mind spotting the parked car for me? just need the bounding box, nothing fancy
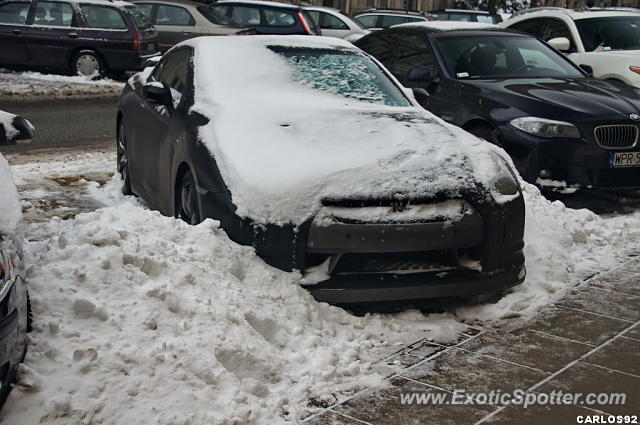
[303,5,368,42]
[117,35,525,303]
[0,110,32,409]
[354,9,435,31]
[210,0,319,35]
[355,22,640,188]
[0,0,159,77]
[131,0,252,53]
[431,9,502,24]
[502,8,640,87]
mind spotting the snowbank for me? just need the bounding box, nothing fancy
[1,195,466,425]
[188,36,509,225]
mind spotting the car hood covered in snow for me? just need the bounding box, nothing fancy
[188,36,507,225]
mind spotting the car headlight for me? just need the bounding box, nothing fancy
[510,117,580,138]
[490,152,519,196]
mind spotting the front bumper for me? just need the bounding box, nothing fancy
[304,265,526,303]
[500,123,640,188]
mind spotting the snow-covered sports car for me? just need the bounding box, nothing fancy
[117,35,526,303]
[0,110,32,408]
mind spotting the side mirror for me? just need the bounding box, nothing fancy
[547,37,571,53]
[412,87,430,106]
[143,81,173,108]
[144,55,161,69]
[408,65,436,83]
[0,113,34,145]
[579,64,594,77]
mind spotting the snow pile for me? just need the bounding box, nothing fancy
[396,21,498,30]
[2,201,467,425]
[188,36,507,225]
[0,70,124,100]
[0,153,22,234]
[457,182,637,321]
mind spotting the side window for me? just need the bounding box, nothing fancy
[508,18,545,39]
[476,15,494,24]
[33,1,74,27]
[391,34,435,80]
[151,49,191,108]
[0,2,30,24]
[135,3,154,20]
[156,5,193,26]
[380,15,407,28]
[80,4,127,29]
[357,32,399,68]
[355,14,378,28]
[320,12,348,30]
[436,12,449,20]
[542,19,575,52]
[230,6,260,26]
[449,13,471,22]
[263,9,294,26]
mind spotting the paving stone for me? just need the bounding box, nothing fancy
[333,377,495,425]
[484,404,600,425]
[526,306,630,346]
[589,269,640,297]
[558,286,640,321]
[464,330,592,374]
[537,361,640,416]
[400,346,547,393]
[305,411,368,425]
[585,337,640,376]
[624,325,640,340]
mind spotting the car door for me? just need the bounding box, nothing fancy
[154,3,195,52]
[25,0,78,68]
[0,0,31,63]
[132,48,191,204]
[310,10,349,38]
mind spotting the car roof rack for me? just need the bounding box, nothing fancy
[510,7,573,17]
[359,7,429,15]
[581,7,640,12]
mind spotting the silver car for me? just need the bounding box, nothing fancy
[303,6,368,42]
[132,0,253,52]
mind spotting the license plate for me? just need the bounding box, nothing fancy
[609,151,640,168]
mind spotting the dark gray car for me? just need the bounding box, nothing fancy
[0,0,159,77]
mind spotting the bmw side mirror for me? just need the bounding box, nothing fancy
[408,66,436,83]
[0,114,34,145]
[412,87,430,106]
[143,81,173,108]
[547,37,571,53]
[579,64,594,77]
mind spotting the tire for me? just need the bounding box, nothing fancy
[71,50,104,79]
[117,120,133,196]
[176,171,202,225]
[468,124,502,148]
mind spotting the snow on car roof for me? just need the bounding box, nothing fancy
[216,0,301,9]
[395,21,498,30]
[185,35,508,225]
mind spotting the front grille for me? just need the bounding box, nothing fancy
[594,125,638,150]
[332,250,458,274]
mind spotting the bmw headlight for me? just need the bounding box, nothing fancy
[510,117,580,138]
[490,152,519,196]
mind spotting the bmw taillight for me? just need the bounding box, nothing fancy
[297,12,312,35]
[133,31,142,50]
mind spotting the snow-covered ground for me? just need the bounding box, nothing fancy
[0,69,123,101]
[0,149,638,424]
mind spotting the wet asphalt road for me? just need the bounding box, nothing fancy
[0,97,118,154]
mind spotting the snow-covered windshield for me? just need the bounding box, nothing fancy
[577,17,640,52]
[269,47,410,106]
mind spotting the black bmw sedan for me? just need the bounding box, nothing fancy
[355,22,640,189]
[117,35,526,304]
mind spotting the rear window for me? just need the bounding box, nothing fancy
[198,6,238,25]
[80,4,127,29]
[125,5,153,30]
[0,2,29,24]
